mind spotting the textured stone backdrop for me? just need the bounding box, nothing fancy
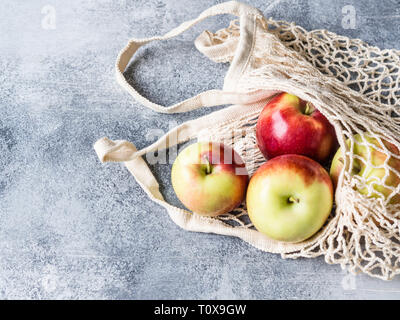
[1,0,400,299]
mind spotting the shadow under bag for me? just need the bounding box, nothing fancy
[94,1,400,280]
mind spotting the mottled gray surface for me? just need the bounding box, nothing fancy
[1,0,400,299]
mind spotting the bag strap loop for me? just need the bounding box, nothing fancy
[115,1,266,113]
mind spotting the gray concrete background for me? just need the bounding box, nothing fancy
[1,0,400,299]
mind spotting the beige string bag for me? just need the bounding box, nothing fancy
[94,1,400,280]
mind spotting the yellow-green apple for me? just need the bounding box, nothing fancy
[330,134,400,204]
[246,154,333,242]
[171,142,248,216]
[256,92,338,163]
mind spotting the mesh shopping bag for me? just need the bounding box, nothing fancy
[94,1,400,280]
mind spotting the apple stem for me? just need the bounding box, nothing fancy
[288,196,299,204]
[204,156,212,175]
[304,102,313,115]
[352,160,361,175]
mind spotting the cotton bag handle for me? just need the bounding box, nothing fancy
[93,100,306,254]
[95,1,303,255]
[115,1,268,113]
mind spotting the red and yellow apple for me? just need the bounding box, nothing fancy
[330,134,400,204]
[171,142,249,216]
[246,154,333,243]
[256,92,338,163]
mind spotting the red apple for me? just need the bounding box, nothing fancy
[246,154,333,243]
[256,92,338,163]
[171,142,248,216]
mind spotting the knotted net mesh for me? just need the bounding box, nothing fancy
[196,18,400,280]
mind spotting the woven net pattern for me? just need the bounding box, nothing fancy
[196,18,400,280]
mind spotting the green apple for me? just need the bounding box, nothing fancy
[330,134,400,204]
[171,142,249,216]
[246,154,333,243]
